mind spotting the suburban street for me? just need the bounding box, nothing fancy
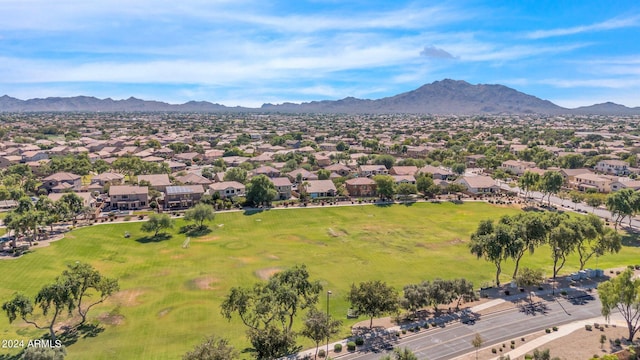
[334,293,605,360]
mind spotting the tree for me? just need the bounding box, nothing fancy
[585,194,604,212]
[316,169,331,180]
[373,155,395,170]
[390,348,418,360]
[59,193,84,222]
[598,268,640,341]
[416,174,439,198]
[401,283,429,319]
[61,262,120,325]
[515,267,545,288]
[183,335,238,360]
[221,265,321,357]
[606,189,636,230]
[469,220,515,286]
[21,345,67,360]
[301,307,342,359]
[245,175,277,207]
[518,171,540,201]
[574,215,621,270]
[184,203,216,229]
[548,218,579,279]
[3,280,75,343]
[451,163,466,175]
[140,213,173,237]
[348,280,399,329]
[539,171,563,205]
[471,333,483,360]
[502,213,548,278]
[373,175,395,200]
[223,167,247,184]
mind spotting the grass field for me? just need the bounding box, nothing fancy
[0,202,639,359]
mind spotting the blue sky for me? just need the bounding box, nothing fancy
[1,0,639,108]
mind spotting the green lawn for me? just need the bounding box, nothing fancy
[0,202,639,359]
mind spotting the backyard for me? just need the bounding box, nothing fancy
[0,202,639,359]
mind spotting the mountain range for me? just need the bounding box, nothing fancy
[1,79,639,115]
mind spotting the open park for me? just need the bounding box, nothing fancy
[1,202,639,359]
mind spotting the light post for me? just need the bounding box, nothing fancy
[326,290,332,358]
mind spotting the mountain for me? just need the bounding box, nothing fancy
[2,80,640,115]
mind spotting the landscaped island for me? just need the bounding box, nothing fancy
[1,202,639,359]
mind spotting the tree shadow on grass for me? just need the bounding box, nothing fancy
[621,231,640,248]
[178,225,212,237]
[135,233,172,243]
[243,208,269,216]
[0,353,22,360]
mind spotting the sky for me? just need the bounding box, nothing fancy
[0,0,639,108]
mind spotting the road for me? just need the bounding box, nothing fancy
[496,181,640,229]
[335,294,604,360]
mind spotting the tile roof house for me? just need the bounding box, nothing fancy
[417,165,455,180]
[455,175,500,194]
[137,174,172,192]
[271,177,293,200]
[164,185,205,209]
[175,173,212,186]
[91,172,125,186]
[389,166,418,176]
[108,185,149,210]
[304,180,337,198]
[345,177,376,197]
[595,159,629,176]
[41,172,82,193]
[359,165,388,177]
[209,181,246,199]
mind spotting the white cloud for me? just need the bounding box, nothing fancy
[526,16,640,39]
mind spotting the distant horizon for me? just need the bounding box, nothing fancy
[1,1,639,108]
[1,79,638,110]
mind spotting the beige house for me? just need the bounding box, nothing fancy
[41,172,82,193]
[455,175,500,194]
[500,160,536,176]
[305,180,337,198]
[359,165,388,177]
[164,185,205,209]
[574,173,611,192]
[209,181,246,199]
[271,177,292,200]
[138,174,172,192]
[595,160,629,176]
[345,177,376,197]
[109,185,149,210]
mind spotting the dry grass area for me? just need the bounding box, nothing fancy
[255,267,282,280]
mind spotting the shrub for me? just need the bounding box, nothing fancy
[511,340,515,345]
[347,341,356,351]
[525,355,533,360]
[552,326,558,331]
[414,326,420,332]
[560,290,567,296]
[334,344,342,353]
[423,323,430,329]
[594,323,600,329]
[491,348,497,354]
[402,329,407,334]
[124,215,132,221]
[355,337,364,346]
[318,349,326,358]
[585,324,593,331]
[614,339,621,346]
[545,328,551,333]
[502,343,506,348]
[510,344,515,349]
[521,337,526,342]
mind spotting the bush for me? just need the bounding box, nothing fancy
[552,326,558,331]
[355,337,364,346]
[545,328,551,333]
[511,340,515,345]
[585,324,593,331]
[423,323,430,329]
[318,349,326,358]
[560,290,567,296]
[510,344,515,349]
[402,329,407,334]
[347,341,356,351]
[124,215,132,221]
[334,344,342,353]
[525,355,533,360]
[491,348,497,354]
[614,339,621,346]
[414,326,421,332]
[521,337,526,342]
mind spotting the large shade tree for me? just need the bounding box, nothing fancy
[348,280,399,329]
[598,268,640,341]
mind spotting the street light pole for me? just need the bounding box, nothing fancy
[326,290,332,358]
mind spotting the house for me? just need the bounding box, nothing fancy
[417,165,454,180]
[209,181,246,199]
[389,166,418,176]
[574,173,612,193]
[175,173,212,186]
[559,168,593,186]
[610,179,640,192]
[304,180,336,198]
[500,160,536,176]
[595,160,629,176]
[41,172,82,193]
[0,155,21,169]
[455,175,500,194]
[253,165,281,178]
[287,168,318,182]
[391,175,416,185]
[21,150,48,163]
[91,172,125,186]
[138,174,172,192]
[315,154,332,167]
[359,165,388,177]
[48,192,96,208]
[108,185,148,210]
[271,177,292,200]
[345,177,376,197]
[164,185,205,209]
[465,154,486,168]
[324,163,351,177]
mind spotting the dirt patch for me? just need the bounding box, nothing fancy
[327,228,346,237]
[112,289,145,307]
[157,307,173,318]
[193,276,219,290]
[267,254,280,260]
[255,267,282,280]
[155,269,171,277]
[98,312,125,326]
[191,236,220,243]
[448,238,464,245]
[171,254,186,259]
